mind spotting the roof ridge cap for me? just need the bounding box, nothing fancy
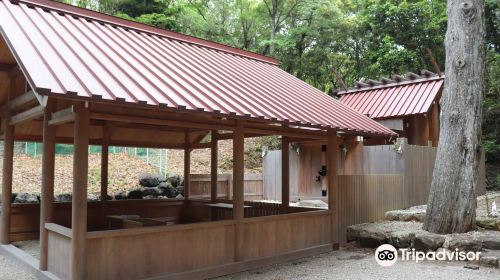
[14,0,279,65]
[337,75,444,95]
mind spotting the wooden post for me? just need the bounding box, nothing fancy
[211,130,218,202]
[1,115,14,245]
[100,125,110,227]
[327,129,340,249]
[39,101,56,270]
[233,120,244,261]
[71,104,89,280]
[281,137,289,213]
[184,131,190,200]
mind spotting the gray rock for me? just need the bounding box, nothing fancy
[167,174,183,188]
[385,205,426,222]
[476,217,499,230]
[13,193,39,204]
[158,182,179,198]
[413,232,446,251]
[177,185,185,196]
[347,223,389,248]
[55,193,72,203]
[114,192,126,200]
[142,187,161,197]
[389,231,416,248]
[127,189,143,199]
[475,231,500,250]
[139,173,160,188]
[480,250,500,268]
[447,233,482,252]
[156,173,167,183]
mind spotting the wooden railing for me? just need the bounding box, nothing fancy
[9,199,184,241]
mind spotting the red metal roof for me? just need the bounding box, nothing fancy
[339,76,444,119]
[0,0,395,136]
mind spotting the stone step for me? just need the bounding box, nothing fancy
[480,250,500,268]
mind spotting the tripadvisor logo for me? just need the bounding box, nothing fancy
[375,244,398,267]
[375,244,481,267]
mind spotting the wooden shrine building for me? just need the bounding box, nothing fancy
[339,71,444,147]
[0,0,394,279]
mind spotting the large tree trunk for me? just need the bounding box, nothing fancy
[423,0,485,234]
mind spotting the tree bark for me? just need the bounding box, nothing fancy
[423,0,485,234]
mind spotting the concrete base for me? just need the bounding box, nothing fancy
[0,244,59,280]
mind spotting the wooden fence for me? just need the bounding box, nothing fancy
[338,175,404,239]
[262,149,300,200]
[189,173,263,200]
[263,139,487,225]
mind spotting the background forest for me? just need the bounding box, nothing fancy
[62,0,499,189]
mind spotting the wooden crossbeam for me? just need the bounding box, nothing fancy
[0,90,38,116]
[90,112,236,131]
[0,63,16,72]
[49,107,75,126]
[9,105,44,125]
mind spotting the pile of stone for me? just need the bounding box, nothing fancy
[0,172,185,204]
[114,172,184,200]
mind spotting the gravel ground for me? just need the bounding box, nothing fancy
[0,254,36,280]
[216,247,500,280]
[12,240,40,260]
[2,242,499,280]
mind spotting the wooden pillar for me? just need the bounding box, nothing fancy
[71,104,89,280]
[184,131,190,200]
[327,129,340,249]
[100,125,110,227]
[1,115,14,245]
[39,101,56,270]
[281,137,289,213]
[233,120,244,261]
[210,130,218,202]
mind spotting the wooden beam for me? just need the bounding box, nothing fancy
[9,105,44,125]
[211,130,218,202]
[39,101,56,270]
[0,91,38,115]
[216,132,264,140]
[8,65,21,78]
[0,63,16,72]
[1,115,14,245]
[327,129,340,248]
[244,125,327,139]
[233,120,245,261]
[71,104,89,280]
[90,113,235,131]
[49,107,75,126]
[184,131,191,200]
[281,137,290,213]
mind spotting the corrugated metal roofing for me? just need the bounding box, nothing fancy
[339,76,443,119]
[0,0,395,136]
